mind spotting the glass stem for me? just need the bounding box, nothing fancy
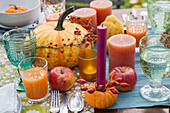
[16,68,25,92]
[149,80,163,89]
[17,68,22,83]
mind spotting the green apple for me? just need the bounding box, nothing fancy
[107,39,109,54]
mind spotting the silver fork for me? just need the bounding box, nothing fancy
[50,90,60,113]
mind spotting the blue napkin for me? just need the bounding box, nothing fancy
[106,51,170,109]
[94,43,170,109]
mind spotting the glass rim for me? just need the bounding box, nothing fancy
[126,14,147,22]
[139,33,170,51]
[18,57,48,72]
[2,28,36,43]
[77,49,97,61]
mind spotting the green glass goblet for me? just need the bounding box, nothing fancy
[2,29,37,92]
[139,33,170,101]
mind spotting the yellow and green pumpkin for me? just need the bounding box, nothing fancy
[34,7,93,69]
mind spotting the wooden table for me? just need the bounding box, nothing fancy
[95,8,170,113]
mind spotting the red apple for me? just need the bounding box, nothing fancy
[109,66,137,91]
[49,66,75,92]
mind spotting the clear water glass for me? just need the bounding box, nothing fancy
[139,33,170,101]
[42,0,65,20]
[147,0,170,32]
[2,29,37,91]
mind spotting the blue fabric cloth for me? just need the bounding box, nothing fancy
[93,43,170,109]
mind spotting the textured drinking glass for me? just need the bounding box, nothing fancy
[139,33,170,101]
[147,0,170,32]
[126,14,148,47]
[78,49,97,82]
[42,0,65,21]
[18,57,48,104]
[2,29,37,91]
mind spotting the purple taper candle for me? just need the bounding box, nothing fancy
[97,25,107,87]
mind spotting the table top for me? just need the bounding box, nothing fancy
[0,8,170,113]
[95,8,170,113]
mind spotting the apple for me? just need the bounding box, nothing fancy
[49,66,75,92]
[109,66,137,91]
[107,39,109,53]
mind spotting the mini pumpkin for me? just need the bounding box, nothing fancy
[85,83,118,109]
[34,7,93,69]
[5,4,27,13]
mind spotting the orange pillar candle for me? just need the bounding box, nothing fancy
[109,34,136,72]
[90,0,112,26]
[73,8,97,33]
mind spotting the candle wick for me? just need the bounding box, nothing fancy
[102,24,103,27]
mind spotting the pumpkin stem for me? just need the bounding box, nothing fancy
[54,6,75,31]
[9,4,18,10]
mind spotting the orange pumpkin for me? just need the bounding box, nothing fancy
[34,7,93,69]
[85,83,118,109]
[5,5,27,13]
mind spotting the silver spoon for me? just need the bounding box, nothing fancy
[68,92,84,113]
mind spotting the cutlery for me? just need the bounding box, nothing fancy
[68,92,84,113]
[60,93,68,113]
[50,90,60,113]
[122,14,127,23]
[130,7,137,19]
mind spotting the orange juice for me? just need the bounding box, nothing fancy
[126,25,147,47]
[45,12,61,22]
[22,67,48,99]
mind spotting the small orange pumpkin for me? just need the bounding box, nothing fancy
[85,83,118,109]
[5,4,27,13]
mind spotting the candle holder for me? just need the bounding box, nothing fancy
[78,49,97,82]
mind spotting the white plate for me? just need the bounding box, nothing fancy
[0,12,46,30]
[0,85,22,113]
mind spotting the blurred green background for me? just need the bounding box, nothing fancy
[66,0,148,9]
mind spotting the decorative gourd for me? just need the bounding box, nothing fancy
[101,15,124,39]
[34,7,94,69]
[85,83,118,109]
[5,4,27,13]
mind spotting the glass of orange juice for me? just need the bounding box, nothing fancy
[126,15,148,47]
[42,0,65,22]
[78,49,97,82]
[18,57,48,104]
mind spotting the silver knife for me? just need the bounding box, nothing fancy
[60,93,68,113]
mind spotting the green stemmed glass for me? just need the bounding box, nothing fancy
[139,33,170,101]
[2,29,37,91]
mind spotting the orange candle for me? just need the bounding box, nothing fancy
[109,34,136,72]
[90,0,112,26]
[73,8,97,33]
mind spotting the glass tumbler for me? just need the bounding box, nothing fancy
[126,14,148,47]
[18,57,48,104]
[42,0,65,22]
[78,49,97,82]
